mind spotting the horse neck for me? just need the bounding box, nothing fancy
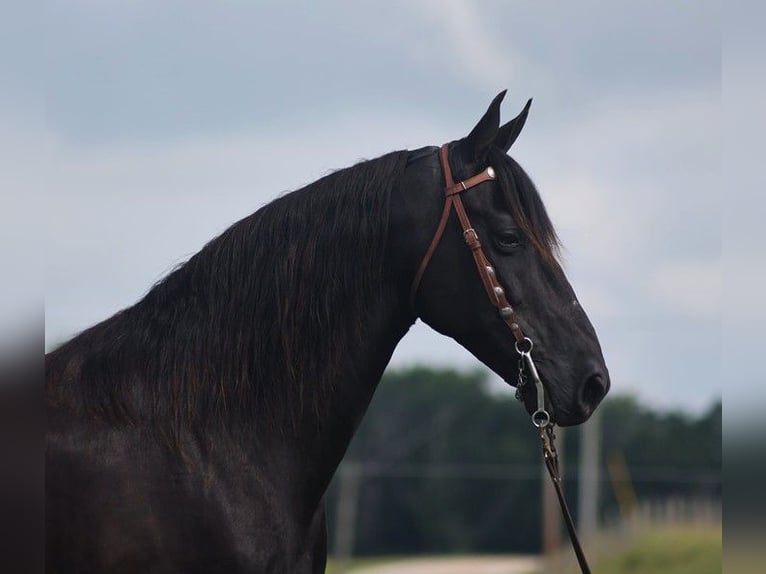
[278,284,412,510]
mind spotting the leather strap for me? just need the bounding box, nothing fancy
[542,426,592,573]
[409,197,454,307]
[410,145,524,344]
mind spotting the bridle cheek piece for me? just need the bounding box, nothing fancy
[409,144,548,423]
[410,145,524,344]
[408,143,592,574]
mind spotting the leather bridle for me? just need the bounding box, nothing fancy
[409,143,592,574]
[410,144,550,425]
[410,145,525,345]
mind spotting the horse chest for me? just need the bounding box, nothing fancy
[47,423,327,572]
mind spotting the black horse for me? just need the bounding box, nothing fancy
[46,92,609,573]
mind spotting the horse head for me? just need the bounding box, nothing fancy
[391,91,610,426]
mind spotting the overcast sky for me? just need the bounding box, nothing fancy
[2,1,736,414]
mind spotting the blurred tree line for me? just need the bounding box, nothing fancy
[325,367,721,556]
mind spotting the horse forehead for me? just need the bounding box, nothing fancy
[464,177,505,216]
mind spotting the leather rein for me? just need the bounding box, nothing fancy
[410,144,592,574]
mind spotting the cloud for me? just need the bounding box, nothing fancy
[0,112,46,345]
[416,0,526,90]
[44,110,450,348]
[544,175,641,264]
[648,259,721,320]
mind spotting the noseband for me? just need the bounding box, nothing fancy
[409,143,592,573]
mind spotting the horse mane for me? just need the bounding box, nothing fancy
[488,147,561,267]
[46,150,410,435]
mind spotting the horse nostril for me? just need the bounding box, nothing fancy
[581,372,607,408]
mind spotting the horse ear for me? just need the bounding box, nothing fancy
[494,98,532,152]
[462,90,506,160]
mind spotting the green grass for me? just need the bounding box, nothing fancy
[590,526,721,574]
[326,527,722,574]
[325,557,395,574]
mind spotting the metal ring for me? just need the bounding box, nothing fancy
[515,337,533,355]
[532,409,550,428]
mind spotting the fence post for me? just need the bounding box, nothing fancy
[578,409,601,540]
[333,462,362,568]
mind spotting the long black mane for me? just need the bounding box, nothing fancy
[47,150,410,435]
[46,146,559,437]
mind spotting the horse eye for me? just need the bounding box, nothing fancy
[495,231,523,251]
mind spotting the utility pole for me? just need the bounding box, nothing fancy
[333,462,362,569]
[578,409,601,540]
